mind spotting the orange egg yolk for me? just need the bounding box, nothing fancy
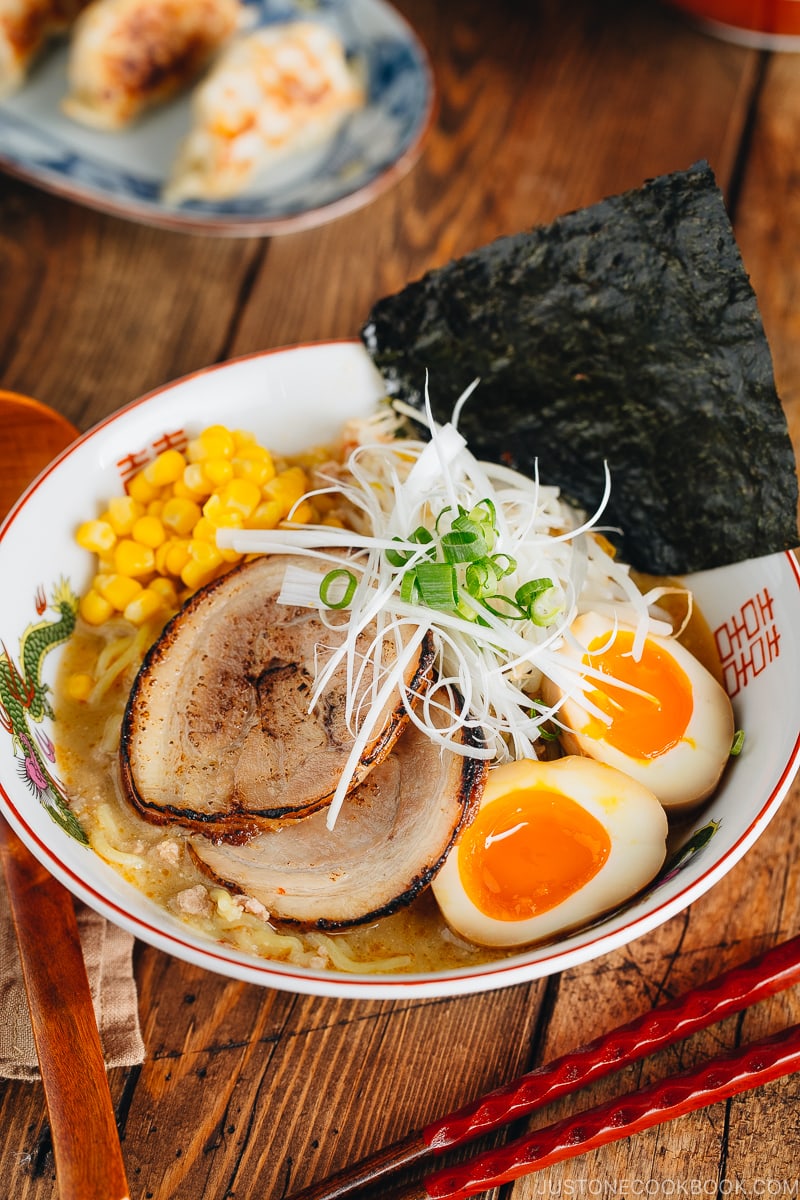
[581,632,693,760]
[457,788,611,921]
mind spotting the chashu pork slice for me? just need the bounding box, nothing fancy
[188,716,487,928]
[120,553,434,835]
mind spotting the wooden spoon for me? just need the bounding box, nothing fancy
[0,390,130,1200]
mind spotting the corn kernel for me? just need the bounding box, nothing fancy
[170,478,199,500]
[241,440,271,459]
[182,463,213,497]
[162,496,202,537]
[80,589,114,626]
[114,539,155,578]
[232,429,257,450]
[181,541,223,590]
[202,493,224,524]
[249,500,281,530]
[127,472,160,504]
[180,562,219,590]
[164,540,191,577]
[132,514,166,549]
[219,511,245,533]
[190,516,217,542]
[188,540,223,569]
[281,500,315,525]
[143,449,185,488]
[234,440,274,462]
[200,425,235,459]
[99,574,143,611]
[220,478,261,518]
[105,495,144,536]
[321,515,346,529]
[203,494,247,529]
[148,576,179,605]
[263,467,307,515]
[66,673,94,702]
[203,458,234,488]
[124,588,167,626]
[154,541,172,575]
[187,427,234,462]
[76,519,116,555]
[291,446,330,471]
[232,456,274,488]
[146,499,164,518]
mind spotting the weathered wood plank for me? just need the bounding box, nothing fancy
[734,52,800,457]
[0,177,263,429]
[116,951,545,1200]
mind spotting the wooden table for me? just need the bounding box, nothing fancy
[2,1,799,1196]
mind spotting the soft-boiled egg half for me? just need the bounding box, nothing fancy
[542,612,735,813]
[431,756,667,948]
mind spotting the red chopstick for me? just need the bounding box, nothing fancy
[390,1020,800,1200]
[286,933,800,1200]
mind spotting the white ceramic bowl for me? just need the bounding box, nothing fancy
[2,341,799,999]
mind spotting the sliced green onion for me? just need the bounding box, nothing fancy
[491,553,517,578]
[468,497,496,529]
[414,562,459,610]
[465,559,493,597]
[400,570,421,604]
[529,700,561,741]
[539,725,561,742]
[730,729,746,756]
[410,525,435,549]
[385,525,435,567]
[452,510,488,537]
[482,593,527,620]
[319,568,357,610]
[385,538,410,568]
[434,505,455,533]
[515,577,554,612]
[530,586,563,627]
[454,597,480,622]
[441,527,488,563]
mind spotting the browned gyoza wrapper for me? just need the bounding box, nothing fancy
[362,162,799,575]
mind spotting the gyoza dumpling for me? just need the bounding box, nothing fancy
[163,21,365,205]
[62,0,242,129]
[0,0,88,96]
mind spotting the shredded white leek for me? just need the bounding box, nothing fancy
[215,389,687,825]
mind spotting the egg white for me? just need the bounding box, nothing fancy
[542,612,735,813]
[431,756,668,948]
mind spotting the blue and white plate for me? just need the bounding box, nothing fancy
[0,0,434,235]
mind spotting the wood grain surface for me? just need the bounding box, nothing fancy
[1,2,799,1198]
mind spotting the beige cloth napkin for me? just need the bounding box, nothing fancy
[0,882,145,1081]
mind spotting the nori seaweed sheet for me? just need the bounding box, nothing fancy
[361,162,799,575]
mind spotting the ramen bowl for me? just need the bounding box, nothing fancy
[1,340,799,1000]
